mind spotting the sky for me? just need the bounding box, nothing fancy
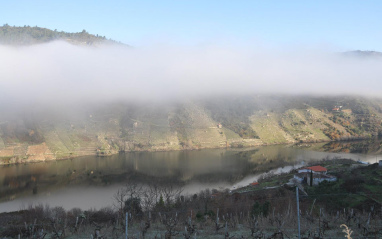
[1,0,382,50]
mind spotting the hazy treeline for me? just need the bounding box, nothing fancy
[0,24,116,45]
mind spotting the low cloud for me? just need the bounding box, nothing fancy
[1,41,382,108]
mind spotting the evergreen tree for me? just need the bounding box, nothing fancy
[310,170,313,186]
[124,197,143,216]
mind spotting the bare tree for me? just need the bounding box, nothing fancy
[214,208,224,233]
[161,183,184,206]
[139,211,151,239]
[48,207,68,239]
[246,215,261,237]
[113,182,144,222]
[141,183,161,211]
[159,212,179,239]
[199,189,212,214]
[183,212,196,239]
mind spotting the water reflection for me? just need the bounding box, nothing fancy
[1,139,381,212]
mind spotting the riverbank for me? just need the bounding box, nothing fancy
[3,95,381,166]
[0,134,372,166]
[5,141,381,213]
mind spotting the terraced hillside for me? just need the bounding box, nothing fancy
[1,95,382,164]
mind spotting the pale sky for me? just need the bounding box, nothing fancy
[1,1,382,50]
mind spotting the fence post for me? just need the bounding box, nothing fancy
[296,187,301,239]
[125,212,128,239]
[216,208,219,224]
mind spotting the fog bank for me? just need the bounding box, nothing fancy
[1,41,381,107]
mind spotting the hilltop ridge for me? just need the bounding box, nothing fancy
[343,50,382,58]
[0,24,124,46]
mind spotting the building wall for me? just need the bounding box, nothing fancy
[294,174,305,183]
[306,175,337,186]
[298,169,327,175]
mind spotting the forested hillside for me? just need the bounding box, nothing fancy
[0,24,120,45]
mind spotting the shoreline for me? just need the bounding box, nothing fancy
[0,135,371,166]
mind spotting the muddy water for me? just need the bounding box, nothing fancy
[1,139,381,212]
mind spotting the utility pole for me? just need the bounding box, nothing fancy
[296,187,301,239]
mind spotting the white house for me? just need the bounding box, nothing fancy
[298,165,327,175]
[295,165,337,186]
[294,173,307,183]
[306,173,337,186]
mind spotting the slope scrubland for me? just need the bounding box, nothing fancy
[1,95,382,164]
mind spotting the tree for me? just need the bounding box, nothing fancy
[251,201,271,217]
[124,197,143,217]
[113,183,144,222]
[156,195,165,209]
[161,183,184,206]
[251,202,262,217]
[262,201,270,217]
[310,170,313,187]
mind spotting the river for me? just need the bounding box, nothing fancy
[1,139,381,212]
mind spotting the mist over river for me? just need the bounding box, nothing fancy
[1,139,381,212]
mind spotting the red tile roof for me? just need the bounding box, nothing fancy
[304,166,327,172]
[250,182,259,186]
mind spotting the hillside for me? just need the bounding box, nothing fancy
[0,24,122,46]
[344,50,382,58]
[1,95,382,164]
[233,158,382,210]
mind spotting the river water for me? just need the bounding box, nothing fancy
[1,140,381,212]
